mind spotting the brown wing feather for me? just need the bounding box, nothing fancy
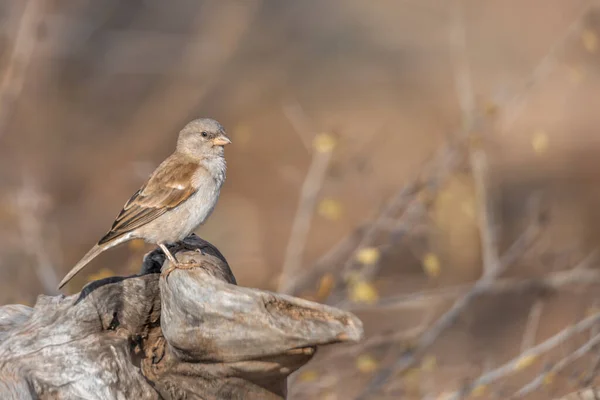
[98,159,199,244]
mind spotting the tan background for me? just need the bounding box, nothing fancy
[1,1,600,398]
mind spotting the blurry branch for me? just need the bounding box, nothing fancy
[470,148,500,275]
[558,388,600,400]
[290,320,434,394]
[332,143,463,305]
[284,131,464,298]
[279,104,333,293]
[582,316,600,386]
[520,300,545,353]
[446,311,600,399]
[313,308,437,368]
[347,253,599,312]
[450,0,500,275]
[340,182,419,280]
[285,228,362,295]
[288,1,600,398]
[354,2,600,397]
[352,144,463,284]
[356,207,544,399]
[14,174,59,294]
[513,332,600,398]
[0,0,44,137]
[355,3,494,396]
[499,0,595,132]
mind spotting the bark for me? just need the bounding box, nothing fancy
[0,235,363,400]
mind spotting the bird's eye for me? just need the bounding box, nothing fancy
[201,131,208,137]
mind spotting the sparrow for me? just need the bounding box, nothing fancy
[58,118,231,290]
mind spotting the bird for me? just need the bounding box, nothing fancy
[58,118,231,290]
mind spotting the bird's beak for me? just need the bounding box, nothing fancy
[212,135,232,147]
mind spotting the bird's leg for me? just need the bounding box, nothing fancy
[159,243,179,265]
[159,243,200,280]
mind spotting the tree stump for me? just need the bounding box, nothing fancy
[0,235,363,399]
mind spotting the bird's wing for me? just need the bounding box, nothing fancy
[98,158,200,244]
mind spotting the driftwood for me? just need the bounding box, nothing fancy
[0,235,363,399]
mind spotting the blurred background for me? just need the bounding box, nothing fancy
[2,0,600,398]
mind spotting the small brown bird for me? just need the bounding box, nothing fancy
[58,118,231,289]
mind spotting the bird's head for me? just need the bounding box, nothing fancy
[176,118,231,158]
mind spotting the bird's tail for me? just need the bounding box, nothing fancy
[58,244,106,290]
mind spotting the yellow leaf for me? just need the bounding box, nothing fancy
[128,239,146,251]
[349,280,379,305]
[356,354,378,373]
[298,370,318,382]
[316,273,335,300]
[317,198,343,221]
[531,130,549,155]
[514,354,537,371]
[355,247,380,266]
[86,268,115,283]
[313,132,337,153]
[421,355,437,371]
[422,253,441,278]
[582,29,598,53]
[471,385,487,397]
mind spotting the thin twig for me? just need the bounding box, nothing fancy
[348,252,598,312]
[279,105,332,293]
[499,1,594,132]
[556,388,600,400]
[315,324,428,367]
[284,226,364,295]
[445,312,600,399]
[344,143,464,283]
[286,135,465,298]
[356,220,542,399]
[450,0,500,276]
[520,300,545,353]
[582,351,600,387]
[470,148,500,275]
[512,332,600,398]
[408,222,540,353]
[340,182,420,278]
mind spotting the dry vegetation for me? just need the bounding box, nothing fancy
[2,0,600,399]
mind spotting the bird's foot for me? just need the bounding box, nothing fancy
[161,260,200,281]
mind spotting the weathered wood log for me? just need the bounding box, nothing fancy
[0,235,363,399]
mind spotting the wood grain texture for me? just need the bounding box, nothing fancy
[0,234,363,400]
